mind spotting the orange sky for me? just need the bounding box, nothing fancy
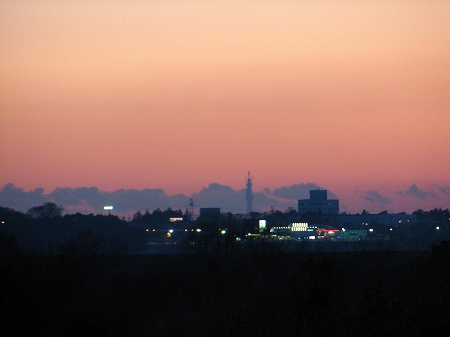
[1,1,450,210]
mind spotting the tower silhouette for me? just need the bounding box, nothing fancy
[246,171,253,215]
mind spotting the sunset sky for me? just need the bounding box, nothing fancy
[1,1,449,213]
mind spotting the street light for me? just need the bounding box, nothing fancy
[104,206,114,214]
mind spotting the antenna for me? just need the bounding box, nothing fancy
[245,171,253,215]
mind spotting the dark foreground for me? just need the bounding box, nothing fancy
[2,243,450,336]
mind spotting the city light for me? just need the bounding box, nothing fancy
[103,206,114,210]
[259,220,267,232]
[291,222,308,232]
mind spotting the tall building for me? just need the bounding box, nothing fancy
[298,189,339,215]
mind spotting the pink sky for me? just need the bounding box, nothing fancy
[1,1,449,212]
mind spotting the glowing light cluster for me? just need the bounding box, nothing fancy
[291,222,309,232]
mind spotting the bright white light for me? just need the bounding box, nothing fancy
[196,228,201,232]
[221,230,226,235]
[103,206,114,210]
[369,229,374,232]
[169,229,174,233]
[259,220,267,230]
[436,226,440,230]
[341,228,346,232]
[291,222,308,232]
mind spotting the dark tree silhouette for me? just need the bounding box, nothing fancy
[26,202,63,219]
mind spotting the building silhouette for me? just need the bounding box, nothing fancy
[298,189,339,215]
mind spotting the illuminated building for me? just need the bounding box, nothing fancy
[290,222,317,240]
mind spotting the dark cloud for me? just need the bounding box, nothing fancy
[5,182,447,217]
[405,184,435,199]
[0,183,49,212]
[439,187,450,198]
[2,182,312,215]
[270,183,337,200]
[192,183,241,211]
[49,187,101,206]
[13,182,442,216]
[109,188,188,211]
[362,190,392,207]
[394,184,438,200]
[191,183,279,213]
[0,184,190,215]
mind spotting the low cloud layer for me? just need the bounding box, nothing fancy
[362,190,392,208]
[271,183,338,201]
[395,184,436,199]
[1,182,330,216]
[2,182,449,216]
[355,184,450,213]
[440,187,450,198]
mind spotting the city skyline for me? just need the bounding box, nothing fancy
[1,1,449,214]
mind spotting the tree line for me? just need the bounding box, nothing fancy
[0,204,147,255]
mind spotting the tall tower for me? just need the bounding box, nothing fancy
[246,171,253,215]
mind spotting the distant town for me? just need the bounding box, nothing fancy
[135,187,449,254]
[3,183,450,336]
[2,184,449,255]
